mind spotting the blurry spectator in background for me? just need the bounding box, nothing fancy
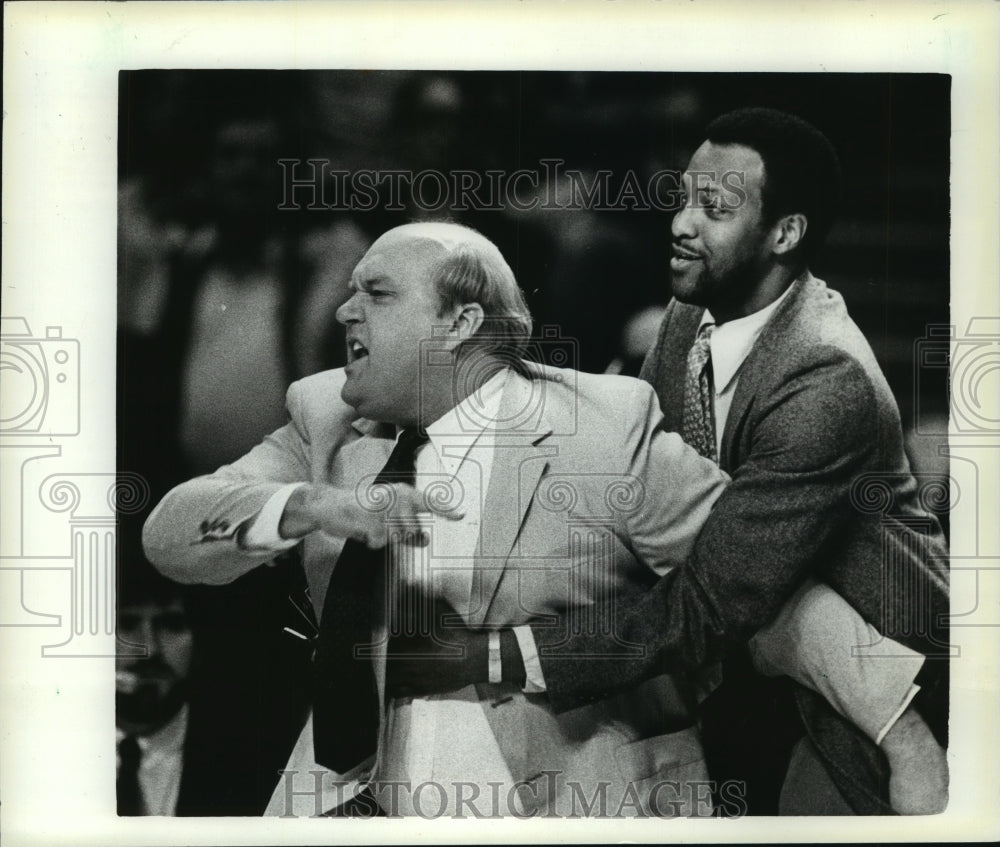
[118,85,369,813]
[117,177,187,339]
[378,73,562,353]
[169,113,367,473]
[116,560,193,816]
[388,73,467,221]
[510,174,647,374]
[161,112,364,813]
[118,91,369,485]
[173,115,295,471]
[118,176,188,502]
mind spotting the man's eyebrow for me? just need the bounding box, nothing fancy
[681,172,724,190]
[679,172,722,191]
[348,274,390,292]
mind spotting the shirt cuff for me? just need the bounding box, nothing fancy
[240,482,309,551]
[876,684,922,746]
[512,625,546,694]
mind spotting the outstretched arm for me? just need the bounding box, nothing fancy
[142,383,316,584]
[143,379,458,585]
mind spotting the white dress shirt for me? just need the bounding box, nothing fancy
[375,368,518,814]
[700,283,793,457]
[258,370,544,815]
[116,704,188,816]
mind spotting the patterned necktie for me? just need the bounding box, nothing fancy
[312,427,429,773]
[117,734,144,816]
[681,324,718,463]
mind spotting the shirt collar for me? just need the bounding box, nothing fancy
[699,282,796,394]
[422,369,509,475]
[117,703,189,753]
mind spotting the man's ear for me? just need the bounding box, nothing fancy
[771,213,808,256]
[442,302,485,351]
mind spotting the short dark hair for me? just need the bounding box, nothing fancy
[705,107,842,260]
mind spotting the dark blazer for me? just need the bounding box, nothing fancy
[533,274,949,814]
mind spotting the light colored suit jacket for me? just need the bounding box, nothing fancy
[144,362,728,816]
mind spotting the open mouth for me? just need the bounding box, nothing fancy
[671,243,701,261]
[670,243,702,272]
[348,339,369,363]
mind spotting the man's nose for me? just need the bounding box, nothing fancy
[336,292,362,326]
[138,619,162,657]
[671,204,697,240]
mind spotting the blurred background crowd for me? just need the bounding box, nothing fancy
[116,70,950,814]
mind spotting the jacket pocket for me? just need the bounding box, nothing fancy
[613,726,711,816]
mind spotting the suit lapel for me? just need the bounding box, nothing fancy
[719,276,810,469]
[653,280,811,472]
[469,371,555,627]
[334,417,395,485]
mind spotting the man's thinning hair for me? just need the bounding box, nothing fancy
[706,107,842,261]
[431,231,534,359]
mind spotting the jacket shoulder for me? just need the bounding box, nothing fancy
[574,369,655,407]
[285,368,359,434]
[536,366,663,448]
[738,277,903,449]
[758,277,891,393]
[783,277,878,361]
[526,362,654,408]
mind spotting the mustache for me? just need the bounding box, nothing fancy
[117,677,190,730]
[126,656,176,676]
[117,658,178,691]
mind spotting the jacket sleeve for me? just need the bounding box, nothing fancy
[536,347,904,710]
[617,379,729,576]
[142,380,314,585]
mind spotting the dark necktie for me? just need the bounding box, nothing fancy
[312,427,429,773]
[681,324,718,462]
[117,734,144,815]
